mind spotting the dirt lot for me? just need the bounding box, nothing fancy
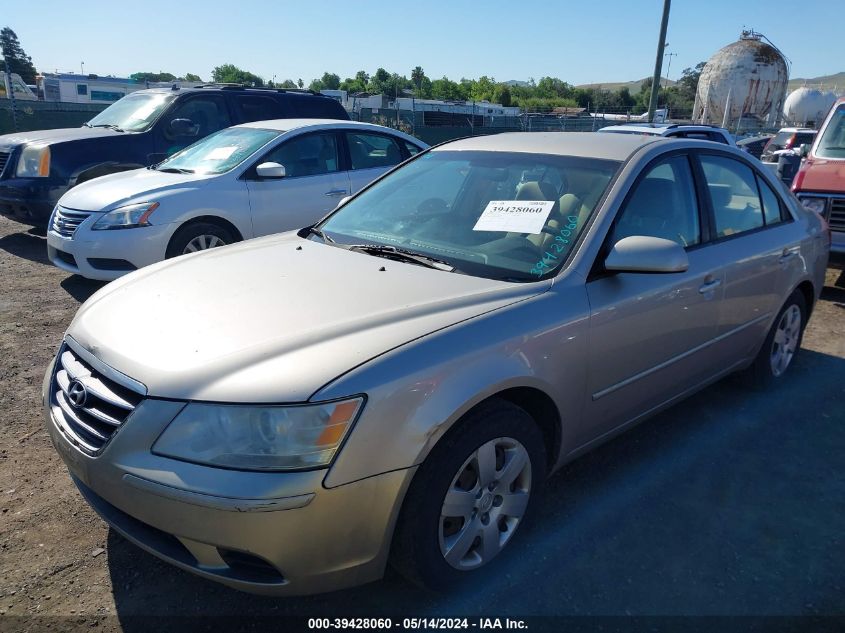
[0,215,843,631]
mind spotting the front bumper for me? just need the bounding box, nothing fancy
[42,356,414,595]
[46,221,176,281]
[0,177,67,226]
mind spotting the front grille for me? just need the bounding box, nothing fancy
[51,206,93,238]
[50,343,144,453]
[830,198,845,232]
[0,151,10,176]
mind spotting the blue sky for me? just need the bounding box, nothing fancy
[6,0,842,85]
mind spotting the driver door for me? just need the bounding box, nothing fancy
[245,131,351,237]
[578,154,726,447]
[152,95,232,161]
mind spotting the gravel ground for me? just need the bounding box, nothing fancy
[0,215,843,631]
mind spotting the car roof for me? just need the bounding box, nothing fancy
[433,132,661,161]
[234,118,427,144]
[776,127,817,133]
[133,86,335,99]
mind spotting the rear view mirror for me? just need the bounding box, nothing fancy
[256,162,286,178]
[169,118,199,137]
[604,235,689,274]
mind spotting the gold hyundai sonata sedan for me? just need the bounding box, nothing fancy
[43,132,830,594]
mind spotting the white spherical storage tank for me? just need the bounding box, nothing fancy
[694,31,788,127]
[783,87,837,126]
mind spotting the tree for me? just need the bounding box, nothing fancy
[411,66,425,94]
[183,73,202,82]
[279,79,298,89]
[211,63,264,86]
[1,28,37,84]
[130,71,177,83]
[309,71,341,92]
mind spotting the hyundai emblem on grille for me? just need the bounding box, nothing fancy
[67,380,88,408]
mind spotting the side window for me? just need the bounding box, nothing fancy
[757,175,785,225]
[168,96,232,137]
[346,132,404,170]
[263,133,339,178]
[404,140,422,157]
[613,155,701,248]
[235,96,286,122]
[700,155,764,237]
[77,84,88,96]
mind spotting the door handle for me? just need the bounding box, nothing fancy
[324,189,348,197]
[698,276,722,294]
[779,247,798,264]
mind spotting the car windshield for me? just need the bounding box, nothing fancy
[86,92,177,132]
[156,127,281,175]
[816,105,845,159]
[318,150,620,282]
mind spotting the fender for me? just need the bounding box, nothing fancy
[316,286,591,488]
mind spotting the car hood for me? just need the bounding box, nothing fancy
[67,233,548,402]
[59,168,215,212]
[799,157,845,193]
[0,126,121,149]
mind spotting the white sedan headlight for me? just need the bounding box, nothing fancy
[16,144,51,177]
[152,398,364,470]
[91,202,159,230]
[799,197,827,215]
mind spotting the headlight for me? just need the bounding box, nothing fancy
[91,202,159,230]
[152,397,364,470]
[15,144,51,177]
[799,197,827,215]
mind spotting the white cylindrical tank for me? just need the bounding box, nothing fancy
[784,87,837,126]
[694,31,788,128]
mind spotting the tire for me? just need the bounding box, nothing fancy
[390,399,546,591]
[746,289,807,388]
[165,222,236,259]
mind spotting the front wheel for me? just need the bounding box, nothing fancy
[747,290,808,387]
[166,222,236,259]
[390,399,546,590]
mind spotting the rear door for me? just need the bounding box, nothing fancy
[694,151,798,360]
[581,153,726,445]
[344,130,409,193]
[231,94,292,123]
[244,130,350,236]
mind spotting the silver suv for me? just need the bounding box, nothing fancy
[598,123,737,146]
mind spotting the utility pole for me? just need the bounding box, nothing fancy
[647,0,671,122]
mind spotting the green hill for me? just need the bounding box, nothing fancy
[788,72,845,92]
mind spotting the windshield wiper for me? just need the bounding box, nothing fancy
[307,226,335,243]
[91,124,124,132]
[82,122,92,128]
[156,167,194,174]
[346,244,455,272]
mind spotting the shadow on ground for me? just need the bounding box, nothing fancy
[61,275,106,302]
[107,349,845,625]
[0,226,50,266]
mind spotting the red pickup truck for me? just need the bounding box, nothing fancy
[793,96,845,258]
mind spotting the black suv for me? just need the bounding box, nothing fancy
[0,85,349,226]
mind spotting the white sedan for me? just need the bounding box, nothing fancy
[46,119,427,280]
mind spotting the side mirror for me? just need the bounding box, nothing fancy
[604,235,689,274]
[799,143,811,158]
[336,195,351,208]
[256,162,286,178]
[169,118,199,137]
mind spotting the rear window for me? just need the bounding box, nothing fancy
[289,95,348,120]
[235,96,288,122]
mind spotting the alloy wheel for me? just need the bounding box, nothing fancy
[183,234,226,254]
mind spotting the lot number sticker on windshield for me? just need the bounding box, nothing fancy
[473,200,555,234]
[206,146,238,161]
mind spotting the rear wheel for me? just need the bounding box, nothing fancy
[390,399,546,590]
[747,290,807,387]
[166,222,236,259]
